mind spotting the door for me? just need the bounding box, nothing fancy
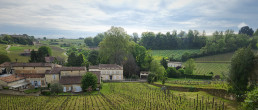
[63,87,66,92]
[109,75,112,80]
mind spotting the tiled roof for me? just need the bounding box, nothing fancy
[90,64,123,70]
[0,62,11,67]
[0,75,25,83]
[45,67,61,74]
[88,65,99,69]
[60,76,82,85]
[60,67,86,71]
[11,63,53,67]
[17,73,45,78]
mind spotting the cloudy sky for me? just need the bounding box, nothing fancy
[0,0,257,38]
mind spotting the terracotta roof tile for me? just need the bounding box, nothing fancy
[60,67,86,71]
[60,76,82,85]
[17,73,45,78]
[11,63,53,67]
[0,75,25,83]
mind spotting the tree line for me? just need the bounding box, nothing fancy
[0,34,35,45]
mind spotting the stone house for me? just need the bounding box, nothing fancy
[140,71,150,79]
[18,73,46,88]
[167,61,183,68]
[89,64,123,80]
[0,74,29,90]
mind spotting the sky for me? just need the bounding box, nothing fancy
[0,0,257,38]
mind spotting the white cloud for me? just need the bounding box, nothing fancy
[238,22,248,29]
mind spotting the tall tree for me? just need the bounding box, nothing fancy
[37,46,52,62]
[99,26,130,65]
[123,54,140,78]
[88,50,99,65]
[228,46,254,96]
[81,72,98,91]
[239,26,254,36]
[67,52,77,66]
[76,54,84,66]
[29,50,38,62]
[184,58,196,75]
[160,57,168,69]
[84,37,94,47]
[0,54,11,64]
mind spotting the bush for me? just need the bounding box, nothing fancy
[147,73,157,84]
[242,87,258,110]
[3,86,9,89]
[41,91,51,96]
[131,74,139,80]
[166,67,181,78]
[50,83,63,94]
[24,88,40,94]
[81,72,98,92]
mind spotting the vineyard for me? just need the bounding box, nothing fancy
[0,83,235,110]
[194,63,230,77]
[151,49,200,61]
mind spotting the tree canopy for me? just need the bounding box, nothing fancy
[99,26,130,65]
[184,58,196,75]
[239,26,254,36]
[81,72,98,91]
[228,46,254,95]
[0,54,11,64]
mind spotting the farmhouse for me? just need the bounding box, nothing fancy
[167,61,182,68]
[0,74,29,90]
[89,64,123,80]
[0,62,102,92]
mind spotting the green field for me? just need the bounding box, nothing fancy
[151,49,200,61]
[40,39,85,48]
[0,83,237,110]
[194,63,230,77]
[0,44,67,62]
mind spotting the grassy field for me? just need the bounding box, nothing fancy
[40,39,85,48]
[0,44,7,54]
[151,49,200,61]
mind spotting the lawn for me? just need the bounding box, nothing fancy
[151,49,200,61]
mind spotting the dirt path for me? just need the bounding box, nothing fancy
[6,45,11,53]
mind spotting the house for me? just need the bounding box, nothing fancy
[18,73,46,88]
[0,74,29,90]
[60,71,101,92]
[89,64,123,80]
[45,67,61,84]
[140,71,150,79]
[167,61,182,68]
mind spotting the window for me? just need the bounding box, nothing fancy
[41,80,45,85]
[34,81,38,87]
[53,75,56,79]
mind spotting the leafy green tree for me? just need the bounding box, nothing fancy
[29,50,38,62]
[228,46,254,96]
[81,72,98,91]
[38,46,52,62]
[0,54,11,64]
[184,58,195,75]
[160,57,168,69]
[254,29,258,36]
[84,37,94,47]
[88,50,99,65]
[50,83,63,94]
[166,67,181,78]
[150,60,165,80]
[93,33,104,46]
[99,26,130,64]
[242,87,258,110]
[76,54,84,66]
[43,37,47,40]
[123,54,140,78]
[239,26,254,36]
[67,52,77,66]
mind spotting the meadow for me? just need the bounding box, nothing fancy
[0,83,237,110]
[194,63,230,77]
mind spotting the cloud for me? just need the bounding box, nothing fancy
[238,22,248,29]
[0,0,257,38]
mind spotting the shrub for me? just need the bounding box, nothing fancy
[81,72,98,92]
[147,73,157,84]
[41,91,51,96]
[50,83,63,94]
[242,87,258,110]
[188,87,196,92]
[166,67,181,78]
